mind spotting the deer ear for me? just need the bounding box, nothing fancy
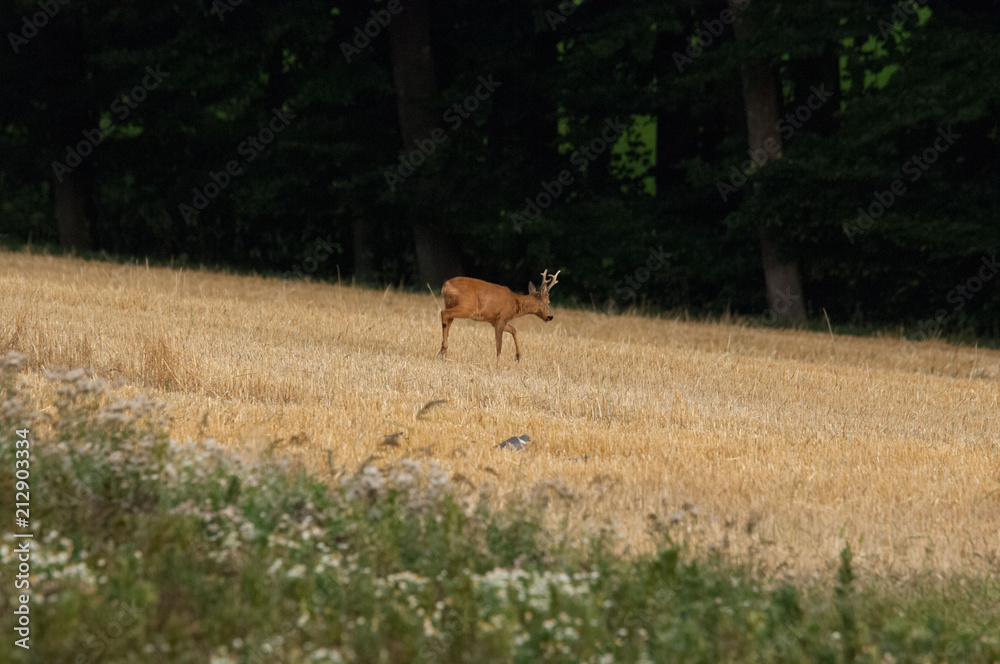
[528,282,537,294]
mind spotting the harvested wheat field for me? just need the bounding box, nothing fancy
[3,249,999,579]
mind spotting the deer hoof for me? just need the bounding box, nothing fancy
[515,353,520,362]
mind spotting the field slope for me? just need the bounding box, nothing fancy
[2,250,998,576]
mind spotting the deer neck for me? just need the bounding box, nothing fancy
[516,294,540,317]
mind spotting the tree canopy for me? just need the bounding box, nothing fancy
[1,0,998,337]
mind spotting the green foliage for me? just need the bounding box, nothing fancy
[1,358,999,662]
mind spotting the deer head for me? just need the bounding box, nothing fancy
[527,269,560,321]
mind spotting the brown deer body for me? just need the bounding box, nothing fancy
[439,270,560,361]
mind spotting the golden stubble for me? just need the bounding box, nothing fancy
[3,250,998,579]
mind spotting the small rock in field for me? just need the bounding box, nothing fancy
[496,434,530,450]
[380,432,405,447]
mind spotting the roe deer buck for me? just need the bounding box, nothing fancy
[439,270,560,361]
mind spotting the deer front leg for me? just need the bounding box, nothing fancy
[504,323,522,361]
[440,309,455,358]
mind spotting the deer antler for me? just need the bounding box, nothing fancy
[539,269,560,293]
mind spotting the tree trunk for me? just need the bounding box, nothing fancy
[51,165,95,250]
[37,10,96,252]
[412,223,463,287]
[388,0,462,287]
[758,225,803,322]
[729,0,806,324]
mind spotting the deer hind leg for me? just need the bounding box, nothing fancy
[504,323,522,361]
[494,323,505,358]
